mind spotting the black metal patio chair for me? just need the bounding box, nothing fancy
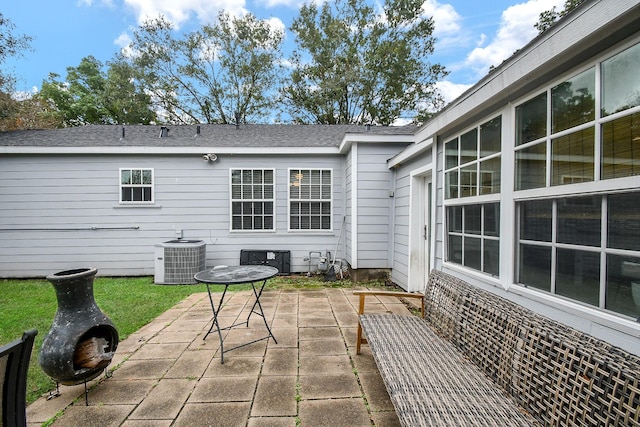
[1,329,37,427]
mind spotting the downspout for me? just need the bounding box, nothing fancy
[388,166,397,269]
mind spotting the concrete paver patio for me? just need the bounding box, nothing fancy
[27,287,417,426]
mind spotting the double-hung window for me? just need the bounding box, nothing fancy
[230,169,275,231]
[120,168,153,204]
[289,168,332,230]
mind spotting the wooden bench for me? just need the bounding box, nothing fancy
[355,270,640,427]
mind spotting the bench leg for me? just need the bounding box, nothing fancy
[356,294,366,354]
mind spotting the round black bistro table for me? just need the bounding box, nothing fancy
[194,265,279,363]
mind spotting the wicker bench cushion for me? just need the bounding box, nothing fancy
[360,313,537,427]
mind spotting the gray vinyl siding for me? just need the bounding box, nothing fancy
[390,171,410,288]
[0,154,346,277]
[355,143,409,269]
[389,151,432,290]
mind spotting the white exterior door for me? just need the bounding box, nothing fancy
[408,169,432,292]
[423,178,432,284]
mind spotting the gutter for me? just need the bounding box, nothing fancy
[0,146,342,155]
[388,137,433,168]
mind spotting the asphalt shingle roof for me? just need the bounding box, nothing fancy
[0,124,416,148]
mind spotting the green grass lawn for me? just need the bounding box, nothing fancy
[0,274,362,405]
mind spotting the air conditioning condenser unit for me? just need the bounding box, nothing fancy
[154,240,206,284]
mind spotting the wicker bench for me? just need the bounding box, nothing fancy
[355,270,640,427]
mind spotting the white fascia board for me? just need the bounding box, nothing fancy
[0,146,341,155]
[413,0,640,145]
[339,133,415,154]
[388,137,433,168]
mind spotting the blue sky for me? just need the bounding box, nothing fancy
[4,0,564,104]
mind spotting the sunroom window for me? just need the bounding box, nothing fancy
[602,111,640,179]
[515,68,596,190]
[517,191,640,318]
[445,116,501,199]
[515,41,640,191]
[514,41,640,320]
[446,203,500,276]
[601,42,640,116]
[230,169,274,231]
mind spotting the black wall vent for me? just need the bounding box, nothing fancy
[240,250,290,274]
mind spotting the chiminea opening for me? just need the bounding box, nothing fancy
[72,325,118,381]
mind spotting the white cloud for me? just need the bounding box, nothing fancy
[115,31,132,49]
[115,31,134,57]
[261,0,304,6]
[476,33,486,47]
[421,0,461,37]
[265,16,286,36]
[436,80,473,104]
[465,0,564,76]
[115,4,284,60]
[78,0,114,6]
[422,0,479,56]
[123,0,248,28]
[12,87,39,101]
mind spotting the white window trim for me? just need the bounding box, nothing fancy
[228,168,276,233]
[287,167,334,233]
[119,167,154,205]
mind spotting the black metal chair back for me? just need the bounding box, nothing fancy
[1,329,37,427]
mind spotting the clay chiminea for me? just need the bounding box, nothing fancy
[39,268,119,385]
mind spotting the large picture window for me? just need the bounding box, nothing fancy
[517,191,640,318]
[515,68,596,190]
[289,169,332,230]
[515,42,640,191]
[513,41,640,320]
[230,169,274,231]
[120,168,153,203]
